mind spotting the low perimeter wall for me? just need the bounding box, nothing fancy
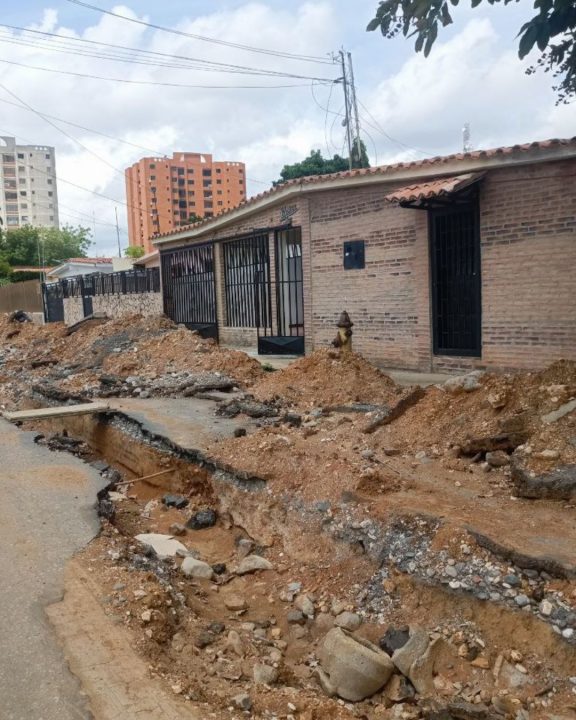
[63,291,163,326]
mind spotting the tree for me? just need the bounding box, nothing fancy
[367,0,576,103]
[275,143,370,185]
[0,224,92,268]
[124,245,145,259]
[186,213,204,224]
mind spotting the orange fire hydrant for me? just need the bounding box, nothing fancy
[332,310,353,353]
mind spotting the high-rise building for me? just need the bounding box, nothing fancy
[0,136,59,230]
[125,152,246,253]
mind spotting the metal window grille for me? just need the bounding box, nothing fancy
[275,228,303,337]
[222,234,271,328]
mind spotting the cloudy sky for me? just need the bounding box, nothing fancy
[1,0,574,256]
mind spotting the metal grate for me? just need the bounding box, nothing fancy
[430,201,481,356]
[160,244,218,339]
[222,234,271,328]
[275,228,304,338]
[42,282,64,322]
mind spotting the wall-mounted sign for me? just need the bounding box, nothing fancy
[280,204,298,223]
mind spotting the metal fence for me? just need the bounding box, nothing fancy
[59,267,160,298]
[0,279,44,314]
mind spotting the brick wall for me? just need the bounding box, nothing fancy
[308,185,429,370]
[308,158,576,372]
[156,156,576,372]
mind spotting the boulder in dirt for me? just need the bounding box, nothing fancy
[232,692,252,711]
[253,663,278,685]
[162,494,189,509]
[236,554,273,575]
[485,450,510,468]
[135,533,188,560]
[511,460,576,501]
[379,626,410,655]
[392,629,430,678]
[334,611,362,631]
[317,627,394,702]
[224,595,248,611]
[186,508,217,530]
[180,556,214,580]
[385,674,416,703]
[393,631,459,696]
[444,371,484,394]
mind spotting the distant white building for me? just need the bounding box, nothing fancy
[47,257,114,280]
[0,136,59,230]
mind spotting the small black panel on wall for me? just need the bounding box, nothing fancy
[343,240,365,270]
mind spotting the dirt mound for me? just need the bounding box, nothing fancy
[379,360,576,471]
[102,327,263,386]
[252,349,402,408]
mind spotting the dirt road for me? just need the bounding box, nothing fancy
[0,419,106,720]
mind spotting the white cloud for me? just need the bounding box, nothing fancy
[0,3,573,255]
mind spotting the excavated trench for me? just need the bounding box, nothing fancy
[20,407,576,718]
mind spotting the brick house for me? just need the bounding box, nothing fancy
[153,138,576,372]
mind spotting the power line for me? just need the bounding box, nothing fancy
[0,96,270,187]
[356,97,432,157]
[0,26,336,81]
[0,57,326,89]
[66,0,334,65]
[0,82,128,180]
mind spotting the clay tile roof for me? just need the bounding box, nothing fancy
[384,172,484,204]
[153,136,576,241]
[65,257,113,264]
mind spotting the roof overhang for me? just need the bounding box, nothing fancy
[384,172,484,210]
[152,139,576,248]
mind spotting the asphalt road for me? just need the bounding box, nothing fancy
[0,419,106,720]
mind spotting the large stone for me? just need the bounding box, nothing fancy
[385,674,416,703]
[253,663,278,686]
[485,450,510,468]
[236,554,273,575]
[317,627,394,702]
[444,371,484,394]
[542,399,576,424]
[379,626,410,656]
[180,556,214,580]
[135,533,188,560]
[186,508,217,530]
[334,611,362,631]
[392,629,430,678]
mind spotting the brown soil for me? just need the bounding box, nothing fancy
[252,348,403,408]
[378,360,576,472]
[102,326,263,385]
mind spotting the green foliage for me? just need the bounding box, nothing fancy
[124,245,145,259]
[367,0,576,103]
[0,224,91,284]
[275,143,370,185]
[187,213,204,224]
[10,271,43,283]
[0,224,92,267]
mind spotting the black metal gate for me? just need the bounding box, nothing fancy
[258,227,304,355]
[429,201,481,356]
[223,234,271,329]
[80,275,94,317]
[161,244,218,340]
[42,282,64,323]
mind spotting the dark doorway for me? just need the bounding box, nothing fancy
[258,227,304,355]
[81,275,94,317]
[429,201,481,356]
[161,244,218,340]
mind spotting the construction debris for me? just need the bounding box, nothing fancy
[2,312,576,719]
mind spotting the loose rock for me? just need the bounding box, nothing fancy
[180,556,214,580]
[236,554,273,575]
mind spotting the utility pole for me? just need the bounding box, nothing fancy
[347,52,363,168]
[338,49,353,170]
[114,206,122,258]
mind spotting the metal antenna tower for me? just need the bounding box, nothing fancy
[462,122,472,153]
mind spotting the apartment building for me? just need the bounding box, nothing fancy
[125,152,246,254]
[0,136,59,230]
